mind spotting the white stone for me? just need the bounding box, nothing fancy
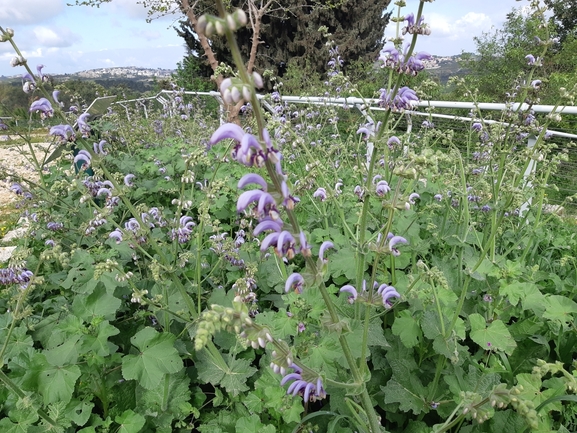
[0,246,16,262]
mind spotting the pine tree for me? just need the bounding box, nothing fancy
[175,0,392,78]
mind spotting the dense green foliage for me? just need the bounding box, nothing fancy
[2,1,577,432]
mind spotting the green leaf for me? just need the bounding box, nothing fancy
[115,410,146,433]
[235,414,275,433]
[489,409,527,433]
[137,371,193,429]
[121,327,183,390]
[302,333,341,377]
[66,400,94,427]
[72,286,121,322]
[444,365,501,397]
[44,336,80,366]
[258,256,285,293]
[500,282,545,315]
[1,408,38,433]
[38,363,81,405]
[196,352,257,396]
[382,378,426,414]
[329,247,360,280]
[281,398,304,424]
[196,350,226,385]
[367,320,390,347]
[421,310,444,340]
[256,309,296,339]
[220,357,257,396]
[542,295,577,324]
[391,310,421,348]
[80,320,120,356]
[138,370,191,413]
[469,313,517,355]
[0,418,28,433]
[516,373,564,412]
[242,393,263,413]
[382,349,427,414]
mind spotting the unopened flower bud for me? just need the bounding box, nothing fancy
[197,15,208,35]
[226,14,237,31]
[205,21,215,37]
[215,20,225,35]
[253,72,263,88]
[231,86,241,103]
[10,56,26,67]
[234,9,247,27]
[220,77,232,93]
[242,85,252,102]
[222,88,233,105]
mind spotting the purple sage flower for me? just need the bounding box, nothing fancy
[313,187,327,201]
[74,150,92,168]
[319,241,334,262]
[77,113,91,137]
[339,284,358,303]
[170,216,196,243]
[0,267,34,289]
[52,90,64,107]
[375,180,391,197]
[285,273,304,294]
[388,235,408,256]
[471,122,482,132]
[10,183,23,195]
[29,98,54,118]
[47,222,64,231]
[377,284,401,308]
[280,365,326,402]
[109,229,123,244]
[124,174,135,187]
[49,124,75,142]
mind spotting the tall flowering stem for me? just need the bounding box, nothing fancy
[211,2,382,431]
[354,0,428,374]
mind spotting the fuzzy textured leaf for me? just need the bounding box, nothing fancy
[391,310,420,348]
[115,409,146,433]
[121,327,183,389]
[469,313,517,355]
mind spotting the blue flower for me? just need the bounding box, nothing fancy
[339,284,358,303]
[388,235,408,256]
[29,98,53,118]
[377,284,401,308]
[280,365,326,402]
[285,273,304,294]
[49,124,75,142]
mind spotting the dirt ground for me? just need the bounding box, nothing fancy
[0,135,54,210]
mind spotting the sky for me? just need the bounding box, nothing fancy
[0,0,531,77]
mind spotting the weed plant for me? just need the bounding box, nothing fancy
[1,1,577,432]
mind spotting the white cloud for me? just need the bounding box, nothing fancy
[33,26,81,48]
[0,0,63,25]
[383,9,496,55]
[132,29,162,41]
[426,11,493,41]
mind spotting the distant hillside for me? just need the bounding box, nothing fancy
[0,66,175,92]
[424,54,469,84]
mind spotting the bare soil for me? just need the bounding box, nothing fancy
[0,134,54,210]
